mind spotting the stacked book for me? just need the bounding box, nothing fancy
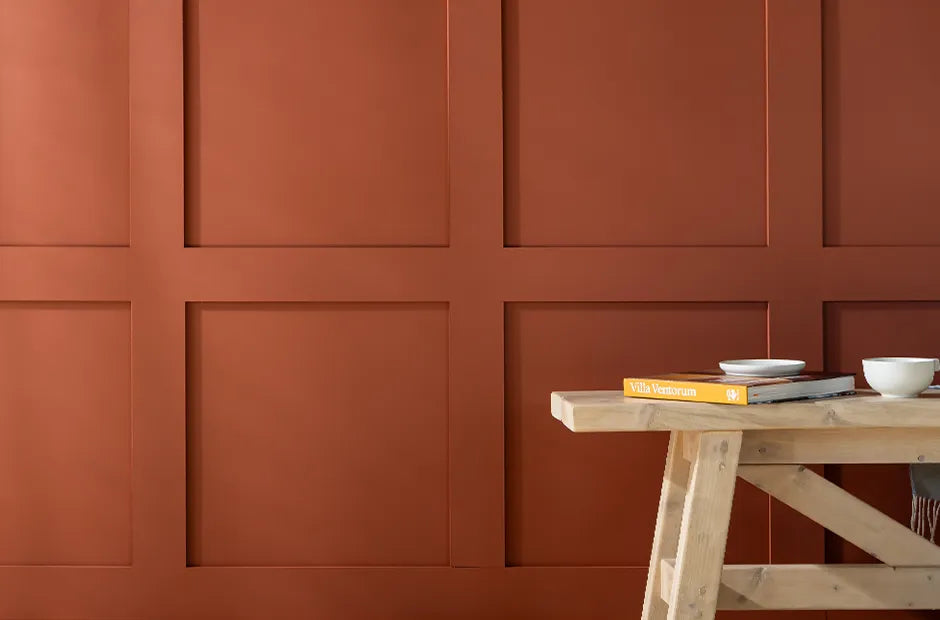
[623,370,855,406]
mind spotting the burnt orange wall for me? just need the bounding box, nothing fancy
[0,0,936,618]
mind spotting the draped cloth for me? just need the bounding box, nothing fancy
[911,464,940,543]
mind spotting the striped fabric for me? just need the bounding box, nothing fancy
[911,464,940,543]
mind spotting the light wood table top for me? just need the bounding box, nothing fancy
[552,388,940,617]
[551,389,940,432]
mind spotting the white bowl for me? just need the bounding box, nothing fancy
[862,357,940,398]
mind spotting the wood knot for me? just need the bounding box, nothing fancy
[751,567,766,585]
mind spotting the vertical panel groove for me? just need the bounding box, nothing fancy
[182,0,199,248]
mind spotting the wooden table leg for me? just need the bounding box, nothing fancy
[666,431,742,620]
[641,431,693,620]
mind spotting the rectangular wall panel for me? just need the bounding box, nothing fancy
[505,302,769,566]
[0,0,129,246]
[0,302,131,565]
[824,301,940,566]
[504,0,767,247]
[186,303,449,566]
[823,0,940,246]
[184,0,448,247]
[824,302,940,381]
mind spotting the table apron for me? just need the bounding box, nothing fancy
[736,428,940,464]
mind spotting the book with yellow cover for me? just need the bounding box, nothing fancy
[623,371,855,405]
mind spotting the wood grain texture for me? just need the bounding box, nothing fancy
[741,428,940,464]
[738,465,940,567]
[641,432,692,620]
[661,561,940,610]
[680,432,700,463]
[552,390,940,432]
[667,432,742,620]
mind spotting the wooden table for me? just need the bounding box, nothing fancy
[551,390,940,619]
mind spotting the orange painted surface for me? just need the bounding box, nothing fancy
[823,0,940,246]
[0,0,934,618]
[0,0,128,245]
[504,0,767,247]
[184,0,448,247]
[187,303,449,567]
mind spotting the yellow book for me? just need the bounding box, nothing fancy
[623,371,855,406]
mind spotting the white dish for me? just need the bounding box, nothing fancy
[862,357,939,398]
[719,359,806,377]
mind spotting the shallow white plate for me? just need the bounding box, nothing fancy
[719,359,806,377]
